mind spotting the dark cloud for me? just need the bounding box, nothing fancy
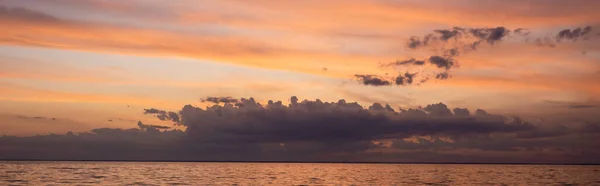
[435,72,450,80]
[1,96,599,163]
[528,26,594,47]
[428,56,455,70]
[143,108,180,122]
[201,96,239,104]
[377,55,455,86]
[394,72,417,85]
[556,26,593,41]
[137,121,171,130]
[354,74,391,86]
[385,58,426,67]
[452,108,470,117]
[383,56,456,70]
[471,27,510,44]
[406,26,595,52]
[406,26,513,52]
[389,25,598,86]
[167,97,535,144]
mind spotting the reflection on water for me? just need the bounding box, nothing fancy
[1,161,599,185]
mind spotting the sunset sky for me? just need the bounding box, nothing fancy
[1,0,599,163]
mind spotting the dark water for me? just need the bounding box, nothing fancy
[1,162,599,185]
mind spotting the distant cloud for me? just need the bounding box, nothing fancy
[354,74,391,86]
[435,72,450,80]
[543,100,598,109]
[406,26,513,53]
[201,96,239,104]
[394,72,417,85]
[363,25,599,87]
[557,26,593,41]
[15,115,56,121]
[1,96,599,163]
[533,26,595,47]
[143,108,180,122]
[137,121,170,130]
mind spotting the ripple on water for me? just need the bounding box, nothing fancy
[91,175,107,179]
[1,162,599,185]
[4,179,27,183]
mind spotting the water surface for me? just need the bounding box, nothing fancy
[1,162,599,185]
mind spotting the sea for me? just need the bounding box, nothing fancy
[1,161,599,185]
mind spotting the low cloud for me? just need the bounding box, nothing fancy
[1,96,599,163]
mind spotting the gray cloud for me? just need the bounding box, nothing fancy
[394,72,417,85]
[137,121,171,130]
[435,72,450,80]
[201,96,239,104]
[383,58,426,67]
[354,74,391,86]
[557,26,593,41]
[528,26,594,47]
[154,97,535,144]
[406,26,513,53]
[143,108,180,122]
[1,96,599,163]
[381,25,598,86]
[428,56,455,70]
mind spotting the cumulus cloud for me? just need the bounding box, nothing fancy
[1,96,599,163]
[151,96,536,144]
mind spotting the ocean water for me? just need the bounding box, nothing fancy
[1,162,599,185]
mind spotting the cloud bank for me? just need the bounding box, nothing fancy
[2,96,599,163]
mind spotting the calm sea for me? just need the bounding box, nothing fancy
[1,161,599,185]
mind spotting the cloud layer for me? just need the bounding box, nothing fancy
[2,96,599,163]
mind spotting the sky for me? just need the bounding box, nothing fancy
[0,0,599,163]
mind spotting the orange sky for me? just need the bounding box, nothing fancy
[0,0,599,136]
